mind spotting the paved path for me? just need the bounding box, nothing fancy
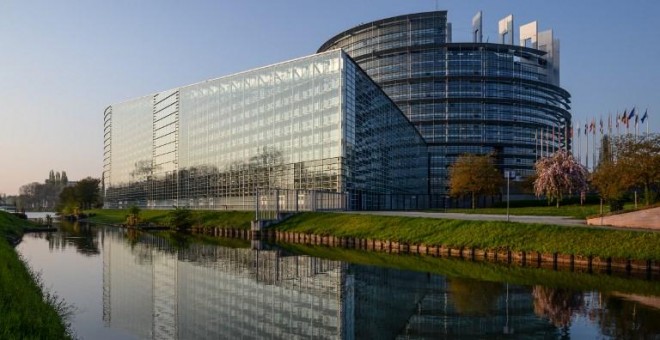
[340,211,660,232]
[342,210,586,227]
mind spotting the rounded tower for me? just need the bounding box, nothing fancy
[319,11,571,201]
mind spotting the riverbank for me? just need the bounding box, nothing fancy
[274,212,660,261]
[84,209,254,229]
[85,208,660,262]
[0,212,70,339]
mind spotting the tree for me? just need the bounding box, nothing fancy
[75,177,101,210]
[591,161,629,211]
[56,177,101,213]
[449,154,503,209]
[57,186,79,215]
[613,134,660,205]
[534,150,588,207]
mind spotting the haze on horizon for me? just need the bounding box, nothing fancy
[1,0,658,195]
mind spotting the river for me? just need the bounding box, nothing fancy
[16,222,660,339]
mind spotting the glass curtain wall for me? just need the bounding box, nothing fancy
[103,50,428,210]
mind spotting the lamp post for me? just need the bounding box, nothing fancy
[505,171,515,222]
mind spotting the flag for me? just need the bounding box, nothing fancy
[628,107,636,120]
[616,113,620,128]
[641,109,648,123]
[584,122,588,134]
[608,114,612,134]
[622,110,628,125]
[599,118,603,134]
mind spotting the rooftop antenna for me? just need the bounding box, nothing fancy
[435,0,438,10]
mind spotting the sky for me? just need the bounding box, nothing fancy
[1,1,658,195]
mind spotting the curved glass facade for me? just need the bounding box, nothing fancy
[103,50,428,210]
[318,11,572,196]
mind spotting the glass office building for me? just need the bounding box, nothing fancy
[318,11,572,198]
[103,50,428,210]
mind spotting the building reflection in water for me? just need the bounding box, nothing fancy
[102,229,351,339]
[98,227,660,339]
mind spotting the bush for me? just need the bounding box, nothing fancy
[126,205,141,226]
[168,207,194,231]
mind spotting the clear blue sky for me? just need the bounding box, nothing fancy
[1,1,658,195]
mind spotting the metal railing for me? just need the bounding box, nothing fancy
[255,189,346,221]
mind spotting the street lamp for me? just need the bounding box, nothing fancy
[504,171,516,222]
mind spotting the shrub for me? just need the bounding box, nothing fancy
[168,207,194,231]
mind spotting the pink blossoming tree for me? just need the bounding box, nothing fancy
[534,150,588,207]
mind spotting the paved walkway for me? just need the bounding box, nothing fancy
[342,210,586,227]
[340,211,660,232]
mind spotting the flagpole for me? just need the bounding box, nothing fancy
[586,123,589,171]
[592,119,596,171]
[577,121,581,165]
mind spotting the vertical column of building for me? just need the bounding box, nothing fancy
[102,106,112,204]
[152,90,180,207]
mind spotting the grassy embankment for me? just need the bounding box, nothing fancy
[85,209,254,229]
[276,212,660,260]
[0,212,70,339]
[86,207,660,260]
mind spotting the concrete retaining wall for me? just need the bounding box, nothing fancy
[188,226,659,278]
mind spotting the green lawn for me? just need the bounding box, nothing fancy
[0,212,70,339]
[276,212,660,260]
[439,203,636,219]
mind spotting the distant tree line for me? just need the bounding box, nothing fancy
[14,170,103,213]
[17,170,69,211]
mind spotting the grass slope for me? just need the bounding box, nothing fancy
[86,209,254,229]
[276,212,660,260]
[0,212,70,339]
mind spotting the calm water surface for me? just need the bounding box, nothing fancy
[16,222,660,339]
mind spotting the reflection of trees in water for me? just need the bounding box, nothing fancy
[47,222,100,256]
[532,286,584,330]
[448,278,503,315]
[594,293,660,339]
